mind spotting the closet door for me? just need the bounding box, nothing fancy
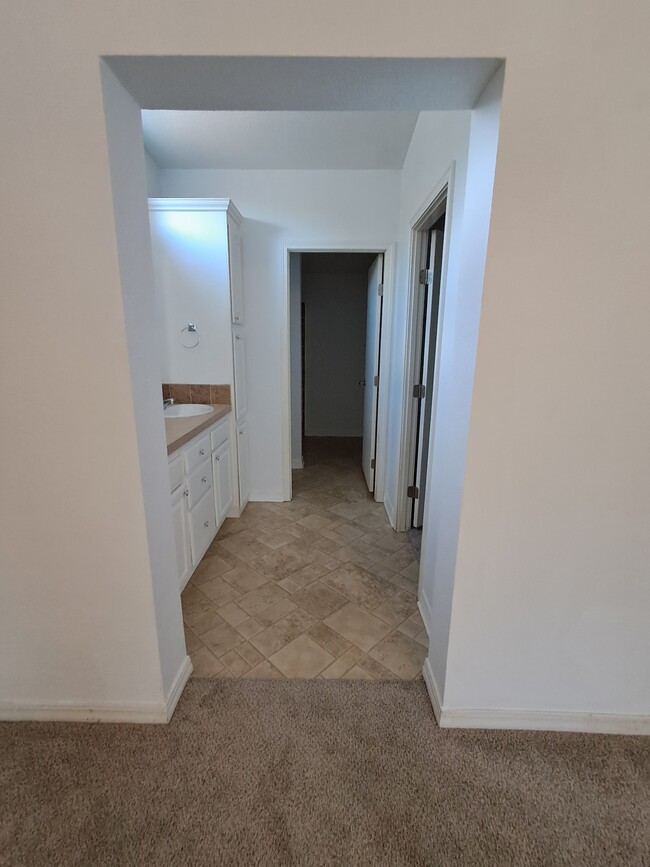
[227,216,244,325]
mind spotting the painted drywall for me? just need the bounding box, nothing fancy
[159,169,401,500]
[0,59,178,716]
[444,55,650,717]
[289,252,303,468]
[144,150,161,197]
[143,110,420,170]
[302,263,368,437]
[385,110,471,697]
[101,65,187,700]
[1,1,649,727]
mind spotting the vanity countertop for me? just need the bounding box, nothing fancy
[165,404,231,455]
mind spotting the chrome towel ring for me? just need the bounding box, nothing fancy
[180,323,200,348]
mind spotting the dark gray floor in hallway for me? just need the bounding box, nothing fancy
[2,678,649,866]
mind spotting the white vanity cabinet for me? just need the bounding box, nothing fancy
[168,416,233,590]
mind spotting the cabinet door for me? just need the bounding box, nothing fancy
[171,484,191,590]
[233,328,248,420]
[237,419,250,510]
[227,216,244,325]
[188,489,217,567]
[213,438,233,527]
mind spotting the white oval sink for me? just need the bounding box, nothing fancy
[164,404,213,418]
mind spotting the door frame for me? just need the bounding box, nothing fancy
[395,164,455,531]
[282,241,396,504]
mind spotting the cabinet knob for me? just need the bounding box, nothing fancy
[184,489,188,497]
[199,448,205,456]
[215,456,220,462]
[204,521,209,528]
[202,476,207,483]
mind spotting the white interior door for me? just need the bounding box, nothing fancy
[413,229,442,527]
[362,254,383,493]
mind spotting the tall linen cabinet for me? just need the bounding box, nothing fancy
[149,198,250,516]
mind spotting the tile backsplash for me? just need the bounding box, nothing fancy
[162,383,231,405]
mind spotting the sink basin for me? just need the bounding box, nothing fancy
[164,404,213,418]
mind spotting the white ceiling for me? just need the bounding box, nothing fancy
[127,57,502,172]
[142,111,420,170]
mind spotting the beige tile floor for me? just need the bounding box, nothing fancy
[182,438,427,680]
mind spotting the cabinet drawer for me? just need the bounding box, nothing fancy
[188,489,217,566]
[168,453,184,494]
[210,417,230,453]
[186,457,213,509]
[183,433,210,473]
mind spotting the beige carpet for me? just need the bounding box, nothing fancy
[1,680,648,866]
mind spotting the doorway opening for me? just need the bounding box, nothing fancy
[286,246,393,506]
[398,180,450,551]
[295,251,382,491]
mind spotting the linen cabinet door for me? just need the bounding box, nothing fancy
[228,216,244,325]
[213,438,233,527]
[233,328,247,421]
[171,483,191,590]
[237,420,250,510]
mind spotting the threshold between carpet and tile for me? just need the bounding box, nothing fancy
[2,679,649,867]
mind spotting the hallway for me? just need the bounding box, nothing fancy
[182,438,427,679]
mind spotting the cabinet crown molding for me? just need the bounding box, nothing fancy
[148,198,243,223]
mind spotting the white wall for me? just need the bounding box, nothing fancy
[443,55,650,720]
[2,0,649,729]
[384,111,471,518]
[0,58,184,719]
[144,150,161,197]
[303,267,368,437]
[101,66,187,702]
[289,252,303,468]
[384,110,476,699]
[159,169,401,500]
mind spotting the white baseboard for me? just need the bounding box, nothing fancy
[292,457,304,469]
[165,654,192,721]
[249,490,286,502]
[437,706,650,735]
[0,655,193,725]
[422,655,649,734]
[0,698,169,724]
[383,490,396,529]
[422,657,443,723]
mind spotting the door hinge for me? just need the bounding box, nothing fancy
[373,374,379,387]
[370,458,376,469]
[377,282,384,297]
[413,384,426,399]
[419,269,433,286]
[407,485,419,499]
